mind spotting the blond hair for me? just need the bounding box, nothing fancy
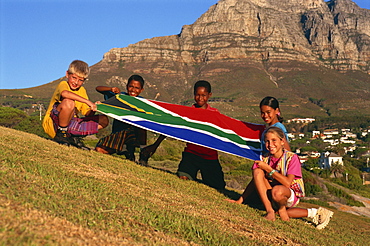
[264,126,285,140]
[67,60,90,78]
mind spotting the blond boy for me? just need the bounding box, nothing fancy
[42,60,108,147]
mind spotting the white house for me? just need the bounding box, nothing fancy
[319,151,343,169]
[344,146,357,153]
[323,129,339,136]
[323,139,339,145]
[312,130,320,137]
[341,128,351,134]
[345,133,357,139]
[287,118,315,123]
[287,133,295,140]
[340,139,356,144]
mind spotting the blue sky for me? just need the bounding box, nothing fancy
[1,0,369,89]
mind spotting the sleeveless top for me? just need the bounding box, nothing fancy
[262,151,305,198]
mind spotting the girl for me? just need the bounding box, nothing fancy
[259,96,291,152]
[227,127,333,229]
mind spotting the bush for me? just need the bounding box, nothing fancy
[305,183,323,196]
[0,107,27,128]
[14,116,48,138]
[303,199,330,207]
[326,184,365,207]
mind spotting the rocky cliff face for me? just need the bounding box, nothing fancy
[87,0,370,119]
[100,0,370,74]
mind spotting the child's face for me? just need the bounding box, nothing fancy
[66,72,85,91]
[264,132,284,157]
[126,80,144,97]
[194,86,212,109]
[260,105,279,125]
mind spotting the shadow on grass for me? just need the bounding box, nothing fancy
[149,165,250,203]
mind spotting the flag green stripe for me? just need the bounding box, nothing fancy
[98,102,260,149]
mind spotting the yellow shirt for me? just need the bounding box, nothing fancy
[42,81,91,138]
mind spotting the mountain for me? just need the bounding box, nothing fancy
[1,0,370,122]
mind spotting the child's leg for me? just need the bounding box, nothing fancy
[177,152,199,180]
[253,168,275,221]
[278,206,289,221]
[125,144,136,161]
[226,179,257,204]
[97,115,109,129]
[271,185,292,221]
[52,100,75,144]
[286,208,309,218]
[95,146,115,154]
[56,99,75,127]
[200,159,226,189]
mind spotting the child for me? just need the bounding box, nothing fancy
[227,127,333,229]
[42,60,108,148]
[176,80,226,190]
[259,96,291,153]
[95,75,148,161]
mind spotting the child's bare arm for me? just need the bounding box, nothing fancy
[254,160,294,188]
[96,86,120,94]
[141,135,166,156]
[60,90,97,112]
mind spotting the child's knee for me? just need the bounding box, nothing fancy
[99,115,109,128]
[272,186,289,203]
[58,99,75,111]
[252,168,265,178]
[177,171,193,180]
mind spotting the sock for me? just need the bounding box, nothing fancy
[58,126,68,132]
[307,208,318,218]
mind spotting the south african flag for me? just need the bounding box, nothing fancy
[97,94,265,161]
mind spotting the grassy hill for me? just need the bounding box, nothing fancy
[1,126,370,245]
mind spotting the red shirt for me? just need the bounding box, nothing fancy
[184,104,219,160]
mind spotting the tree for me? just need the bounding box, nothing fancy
[353,148,368,158]
[301,146,318,153]
[306,138,329,153]
[330,162,345,178]
[303,157,319,170]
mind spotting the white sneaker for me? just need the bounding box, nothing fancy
[313,207,334,230]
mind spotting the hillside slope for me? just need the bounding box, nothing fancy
[1,126,370,245]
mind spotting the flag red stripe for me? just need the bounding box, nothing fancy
[148,99,264,140]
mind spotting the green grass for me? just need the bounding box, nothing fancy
[1,126,370,245]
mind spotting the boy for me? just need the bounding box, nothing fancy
[42,60,108,148]
[176,80,226,189]
[95,75,148,161]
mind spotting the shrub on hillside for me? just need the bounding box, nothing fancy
[14,116,48,138]
[326,184,365,207]
[304,183,323,196]
[0,107,27,128]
